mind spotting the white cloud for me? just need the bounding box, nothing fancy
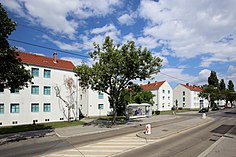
[60,57,82,66]
[227,65,236,74]
[2,0,122,38]
[138,0,236,66]
[16,46,25,52]
[91,24,117,34]
[118,13,135,26]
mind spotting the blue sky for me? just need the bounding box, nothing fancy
[2,0,236,88]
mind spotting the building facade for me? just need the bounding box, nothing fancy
[0,52,79,126]
[173,83,209,109]
[142,81,173,111]
[79,87,111,117]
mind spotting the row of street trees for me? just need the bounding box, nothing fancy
[199,71,236,108]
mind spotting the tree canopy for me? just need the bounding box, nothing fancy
[199,71,220,107]
[228,80,235,91]
[0,4,32,90]
[74,36,162,124]
[208,71,218,87]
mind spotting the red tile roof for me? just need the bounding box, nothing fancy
[181,84,203,92]
[18,52,75,71]
[141,81,166,91]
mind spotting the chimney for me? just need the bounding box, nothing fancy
[53,52,57,63]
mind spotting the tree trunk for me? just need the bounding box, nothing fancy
[68,106,71,121]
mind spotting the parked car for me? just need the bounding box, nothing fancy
[219,106,225,110]
[211,106,219,111]
[199,108,208,113]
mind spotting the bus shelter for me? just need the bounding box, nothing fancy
[127,103,152,119]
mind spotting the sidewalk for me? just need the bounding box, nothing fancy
[0,114,182,144]
[198,124,236,157]
[55,114,179,137]
[136,116,212,139]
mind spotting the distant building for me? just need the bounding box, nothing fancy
[173,83,208,109]
[0,52,78,126]
[142,81,173,111]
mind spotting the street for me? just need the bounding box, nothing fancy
[116,109,236,157]
[0,108,235,157]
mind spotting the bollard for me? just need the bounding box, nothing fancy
[202,113,206,119]
[145,124,151,135]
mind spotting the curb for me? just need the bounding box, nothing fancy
[0,129,55,145]
[136,117,213,140]
[197,124,236,157]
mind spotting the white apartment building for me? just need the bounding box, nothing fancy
[173,83,209,109]
[142,81,173,111]
[79,88,111,117]
[0,52,79,126]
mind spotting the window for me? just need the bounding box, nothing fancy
[183,103,185,107]
[183,91,185,96]
[44,86,51,95]
[168,96,170,100]
[163,90,165,93]
[163,96,165,100]
[44,103,51,112]
[162,103,165,108]
[0,104,4,114]
[32,68,39,77]
[98,92,104,99]
[168,90,170,94]
[98,104,104,110]
[44,69,51,78]
[31,103,39,112]
[10,104,20,113]
[0,85,4,93]
[10,88,19,93]
[183,97,185,102]
[31,86,39,94]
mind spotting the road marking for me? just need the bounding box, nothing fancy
[41,133,157,157]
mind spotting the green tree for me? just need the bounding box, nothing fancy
[226,80,236,105]
[74,37,162,124]
[0,4,32,90]
[116,84,155,116]
[228,80,235,91]
[219,79,226,91]
[219,79,226,100]
[208,71,218,87]
[199,71,220,108]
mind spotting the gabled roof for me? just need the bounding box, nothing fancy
[18,52,75,71]
[181,84,203,92]
[141,81,166,91]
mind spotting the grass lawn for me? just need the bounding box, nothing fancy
[158,109,196,115]
[88,116,126,121]
[0,120,86,135]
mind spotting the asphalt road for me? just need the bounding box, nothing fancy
[115,108,236,157]
[0,109,235,157]
[0,116,190,157]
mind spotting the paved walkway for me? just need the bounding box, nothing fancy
[55,114,179,137]
[136,116,212,139]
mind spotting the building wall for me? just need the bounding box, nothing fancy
[173,84,208,109]
[79,88,111,117]
[157,81,173,111]
[149,81,173,111]
[0,65,78,126]
[150,90,158,111]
